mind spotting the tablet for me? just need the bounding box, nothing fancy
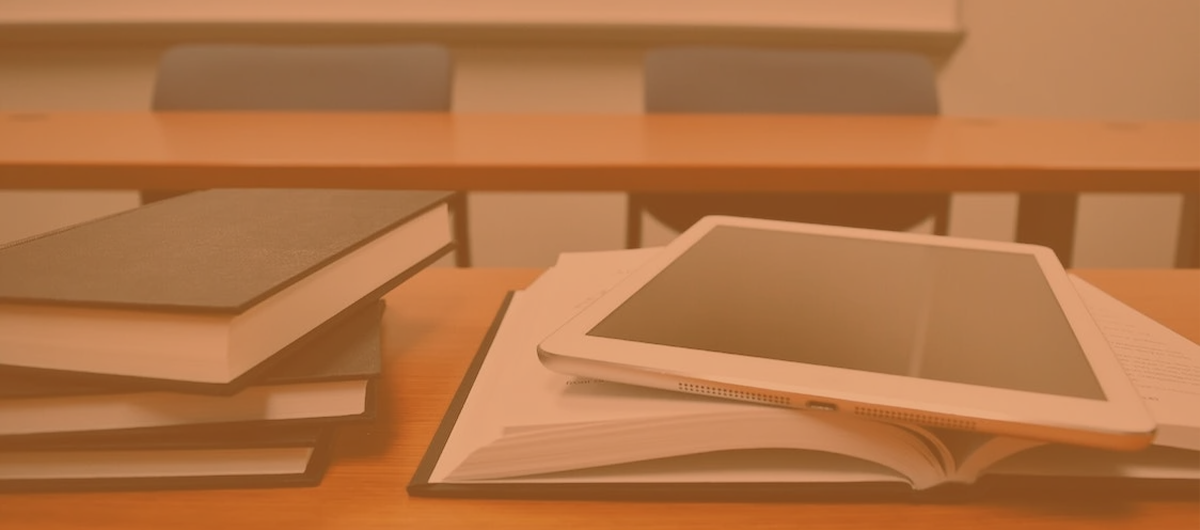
[538,216,1156,451]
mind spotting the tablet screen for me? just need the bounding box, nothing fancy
[587,226,1106,400]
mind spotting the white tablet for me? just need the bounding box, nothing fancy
[538,216,1156,451]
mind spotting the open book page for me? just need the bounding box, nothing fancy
[448,404,946,488]
[429,264,596,482]
[437,249,948,488]
[932,429,1046,483]
[426,291,538,484]
[495,448,920,485]
[1069,275,1200,451]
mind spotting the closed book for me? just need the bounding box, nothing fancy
[0,423,336,492]
[0,301,385,440]
[0,189,453,392]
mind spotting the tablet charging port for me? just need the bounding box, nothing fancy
[805,401,838,412]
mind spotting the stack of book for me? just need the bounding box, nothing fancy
[410,248,1200,501]
[0,189,455,491]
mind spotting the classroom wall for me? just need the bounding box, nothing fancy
[943,0,1198,268]
[1,0,1197,267]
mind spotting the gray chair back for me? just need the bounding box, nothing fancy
[629,47,948,247]
[645,48,939,115]
[153,44,452,111]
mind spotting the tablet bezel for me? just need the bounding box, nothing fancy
[537,216,1155,451]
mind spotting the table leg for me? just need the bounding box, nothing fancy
[1177,192,1199,268]
[626,194,644,249]
[1016,193,1079,267]
[450,192,472,267]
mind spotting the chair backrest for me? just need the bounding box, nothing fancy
[628,47,948,246]
[644,47,939,115]
[152,44,452,111]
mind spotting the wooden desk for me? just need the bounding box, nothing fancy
[1,268,1196,530]
[1,112,1197,264]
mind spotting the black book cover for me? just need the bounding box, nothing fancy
[407,293,1198,502]
[0,423,337,493]
[0,188,453,312]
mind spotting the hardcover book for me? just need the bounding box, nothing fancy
[0,189,453,392]
[0,301,385,440]
[0,423,336,492]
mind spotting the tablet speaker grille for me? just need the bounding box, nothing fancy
[854,407,977,431]
[678,382,790,406]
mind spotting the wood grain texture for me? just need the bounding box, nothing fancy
[1,113,1197,192]
[0,268,1196,529]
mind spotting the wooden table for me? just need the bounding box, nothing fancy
[1,268,1196,530]
[2,112,1197,264]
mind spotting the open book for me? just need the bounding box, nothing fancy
[409,249,1200,500]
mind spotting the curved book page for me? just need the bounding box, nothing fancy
[447,405,946,489]
[432,253,950,490]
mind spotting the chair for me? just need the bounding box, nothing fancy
[145,44,471,266]
[627,47,951,248]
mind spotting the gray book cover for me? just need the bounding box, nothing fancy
[0,188,453,312]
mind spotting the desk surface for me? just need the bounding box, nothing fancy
[0,268,1196,530]
[1,112,1197,192]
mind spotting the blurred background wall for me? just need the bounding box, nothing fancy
[1,0,1196,267]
